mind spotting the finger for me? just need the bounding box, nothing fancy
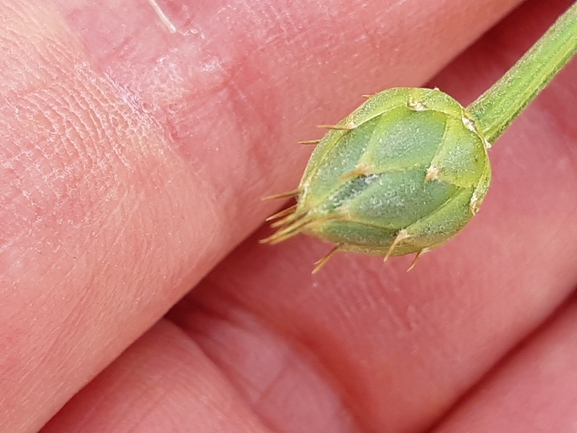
[432,294,577,433]
[170,1,577,432]
[0,2,220,432]
[42,320,273,433]
[13,0,524,432]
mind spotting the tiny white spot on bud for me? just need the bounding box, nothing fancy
[425,165,440,182]
[469,191,482,215]
[408,99,427,111]
[462,115,477,133]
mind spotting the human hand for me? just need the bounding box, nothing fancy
[2,0,576,432]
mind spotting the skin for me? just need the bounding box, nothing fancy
[0,0,576,431]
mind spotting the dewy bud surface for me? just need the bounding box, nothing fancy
[264,88,491,262]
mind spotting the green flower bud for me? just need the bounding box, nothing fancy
[263,88,491,269]
[264,4,577,271]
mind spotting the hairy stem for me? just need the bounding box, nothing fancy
[467,2,577,144]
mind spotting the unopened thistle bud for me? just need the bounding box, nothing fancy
[263,88,490,269]
[263,3,576,271]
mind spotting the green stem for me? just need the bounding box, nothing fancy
[467,3,577,144]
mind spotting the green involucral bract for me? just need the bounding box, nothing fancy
[263,88,491,264]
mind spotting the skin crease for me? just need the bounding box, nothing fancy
[0,0,574,432]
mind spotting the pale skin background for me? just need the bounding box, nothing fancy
[1,0,577,431]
